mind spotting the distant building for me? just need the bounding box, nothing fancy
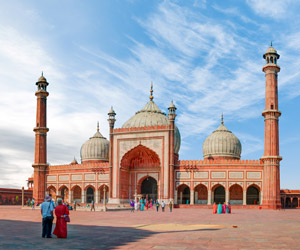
[0,188,32,205]
[30,45,282,209]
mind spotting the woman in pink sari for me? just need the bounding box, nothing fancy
[53,198,69,238]
[213,202,217,214]
[222,202,226,213]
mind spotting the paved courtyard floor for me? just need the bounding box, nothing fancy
[0,206,300,249]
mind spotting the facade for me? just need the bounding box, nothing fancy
[30,45,282,209]
[0,188,32,205]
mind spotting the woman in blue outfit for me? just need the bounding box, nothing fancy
[140,199,144,211]
[217,202,222,214]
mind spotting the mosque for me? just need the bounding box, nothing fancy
[30,45,282,209]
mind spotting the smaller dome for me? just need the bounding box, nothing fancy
[203,121,241,159]
[263,44,280,59]
[80,125,109,162]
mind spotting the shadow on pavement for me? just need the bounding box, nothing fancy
[0,220,155,250]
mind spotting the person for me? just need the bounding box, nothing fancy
[217,202,222,214]
[32,199,35,210]
[130,199,134,213]
[227,202,231,214]
[91,200,95,211]
[40,195,55,238]
[213,202,217,214]
[161,201,165,212]
[53,198,70,238]
[28,198,31,207]
[222,202,226,213]
[49,194,56,208]
[134,200,138,211]
[150,199,153,209]
[73,200,77,211]
[169,201,173,212]
[146,200,149,210]
[156,200,160,212]
[140,199,144,211]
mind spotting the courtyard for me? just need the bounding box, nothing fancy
[0,206,299,249]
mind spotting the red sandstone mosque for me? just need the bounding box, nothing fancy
[30,45,282,209]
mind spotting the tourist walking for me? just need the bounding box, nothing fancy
[40,195,55,238]
[156,200,160,212]
[217,202,222,214]
[130,199,135,212]
[91,200,95,211]
[73,200,76,211]
[161,201,165,212]
[213,202,217,214]
[53,198,70,238]
[169,201,173,212]
[32,199,35,210]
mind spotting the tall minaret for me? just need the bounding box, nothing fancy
[168,100,176,201]
[32,73,49,203]
[261,44,282,209]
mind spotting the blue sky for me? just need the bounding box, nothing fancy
[0,0,300,189]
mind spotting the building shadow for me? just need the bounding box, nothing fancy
[0,219,155,250]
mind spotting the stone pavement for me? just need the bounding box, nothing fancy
[0,206,300,249]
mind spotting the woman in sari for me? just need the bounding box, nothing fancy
[146,200,149,210]
[53,198,69,238]
[213,202,217,214]
[222,202,226,213]
[217,202,222,214]
[227,202,231,213]
[140,199,144,211]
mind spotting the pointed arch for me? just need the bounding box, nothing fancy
[194,184,207,204]
[120,144,161,170]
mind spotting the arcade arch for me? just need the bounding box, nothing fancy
[246,185,260,205]
[72,185,81,203]
[212,185,225,204]
[59,185,69,202]
[47,186,56,200]
[177,184,190,204]
[194,184,207,204]
[229,184,243,205]
[86,186,95,203]
[99,185,109,203]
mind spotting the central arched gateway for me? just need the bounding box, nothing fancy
[141,177,157,200]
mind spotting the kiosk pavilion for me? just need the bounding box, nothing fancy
[31,45,282,209]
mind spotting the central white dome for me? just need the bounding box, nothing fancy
[122,100,181,154]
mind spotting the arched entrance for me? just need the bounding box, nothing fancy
[141,177,157,200]
[246,185,260,204]
[72,185,81,203]
[177,184,190,204]
[86,187,94,203]
[229,184,243,205]
[47,186,56,200]
[286,197,291,208]
[60,186,69,202]
[99,185,109,203]
[194,184,207,204]
[120,145,161,200]
[292,198,298,208]
[213,185,225,204]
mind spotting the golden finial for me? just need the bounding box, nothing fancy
[221,113,224,124]
[97,121,99,132]
[150,82,154,101]
[271,41,272,47]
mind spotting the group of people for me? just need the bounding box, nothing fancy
[40,195,70,238]
[130,199,173,212]
[213,202,231,214]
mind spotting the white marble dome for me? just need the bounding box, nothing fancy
[203,122,241,159]
[80,127,109,162]
[122,100,181,154]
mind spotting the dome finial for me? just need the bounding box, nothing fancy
[221,113,224,124]
[150,82,154,101]
[270,41,272,47]
[97,121,99,132]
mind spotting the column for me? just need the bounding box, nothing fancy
[190,189,194,205]
[22,186,24,207]
[69,190,72,203]
[243,190,247,205]
[208,190,212,205]
[95,189,99,203]
[225,189,229,204]
[174,190,178,204]
[195,192,198,204]
[180,192,183,204]
[81,190,85,203]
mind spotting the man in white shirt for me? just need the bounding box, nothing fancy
[40,195,55,238]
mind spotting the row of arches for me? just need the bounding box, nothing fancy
[177,184,260,205]
[281,197,300,208]
[47,185,109,203]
